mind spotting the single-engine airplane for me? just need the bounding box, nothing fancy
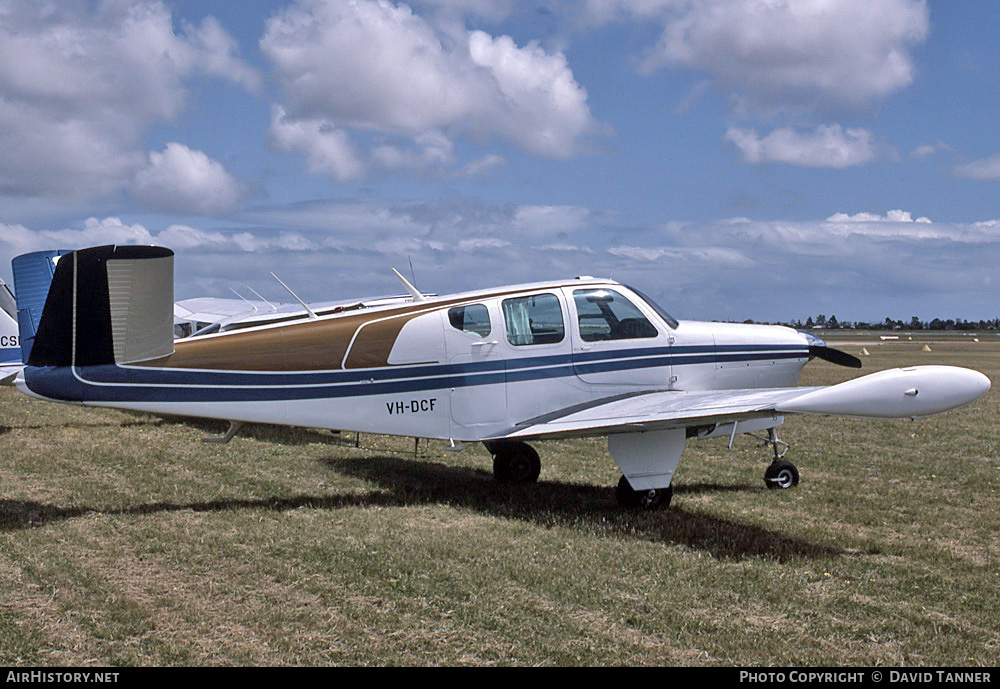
[13,245,991,508]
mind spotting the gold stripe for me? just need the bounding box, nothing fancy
[140,283,582,371]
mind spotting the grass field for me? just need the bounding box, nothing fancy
[1,335,997,666]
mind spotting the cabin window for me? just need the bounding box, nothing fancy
[448,304,491,338]
[502,294,565,346]
[573,289,658,341]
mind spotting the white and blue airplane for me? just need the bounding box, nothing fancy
[0,277,20,383]
[13,245,991,508]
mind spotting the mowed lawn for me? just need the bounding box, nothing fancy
[1,336,997,665]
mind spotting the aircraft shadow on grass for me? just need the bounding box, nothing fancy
[0,419,166,436]
[0,415,357,446]
[0,453,842,562]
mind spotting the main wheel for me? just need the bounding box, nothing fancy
[615,475,672,509]
[485,441,541,483]
[764,459,799,489]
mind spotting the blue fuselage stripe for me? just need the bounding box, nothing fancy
[22,345,809,403]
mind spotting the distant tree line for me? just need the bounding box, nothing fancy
[740,314,1000,331]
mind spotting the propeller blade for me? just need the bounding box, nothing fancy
[809,345,863,369]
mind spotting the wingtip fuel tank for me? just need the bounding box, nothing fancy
[776,365,990,419]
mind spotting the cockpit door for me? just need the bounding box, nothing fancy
[568,287,674,387]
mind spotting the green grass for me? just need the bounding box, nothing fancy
[1,335,998,665]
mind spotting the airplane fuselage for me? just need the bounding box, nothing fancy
[17,278,810,441]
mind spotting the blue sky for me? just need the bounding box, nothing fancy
[1,0,998,323]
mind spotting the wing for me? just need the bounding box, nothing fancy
[497,365,990,441]
[174,297,266,323]
[498,387,820,440]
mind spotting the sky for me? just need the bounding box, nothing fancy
[1,0,998,324]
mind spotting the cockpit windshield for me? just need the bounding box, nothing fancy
[625,285,679,330]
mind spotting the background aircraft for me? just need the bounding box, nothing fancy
[173,290,432,339]
[0,277,19,383]
[13,245,990,509]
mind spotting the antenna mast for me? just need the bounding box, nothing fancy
[270,273,318,320]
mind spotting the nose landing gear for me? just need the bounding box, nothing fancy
[758,427,799,489]
[764,459,800,489]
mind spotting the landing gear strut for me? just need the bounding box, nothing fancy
[483,440,541,483]
[758,427,799,489]
[615,475,673,509]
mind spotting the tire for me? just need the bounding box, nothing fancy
[764,460,799,489]
[487,441,541,483]
[615,475,672,509]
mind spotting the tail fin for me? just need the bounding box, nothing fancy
[22,245,175,367]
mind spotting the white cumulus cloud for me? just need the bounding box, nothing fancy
[631,0,929,113]
[909,140,952,159]
[132,143,245,215]
[725,125,883,168]
[466,30,597,157]
[510,205,594,236]
[269,106,366,183]
[952,153,1000,181]
[260,0,601,180]
[0,0,260,201]
[827,209,931,223]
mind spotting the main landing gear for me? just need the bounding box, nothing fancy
[615,476,672,509]
[481,430,798,509]
[483,440,541,483]
[483,440,673,510]
[759,427,799,490]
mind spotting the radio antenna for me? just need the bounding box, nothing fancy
[392,268,425,302]
[270,272,318,319]
[229,288,259,313]
[246,286,278,312]
[408,256,418,288]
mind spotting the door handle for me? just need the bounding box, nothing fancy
[471,340,498,346]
